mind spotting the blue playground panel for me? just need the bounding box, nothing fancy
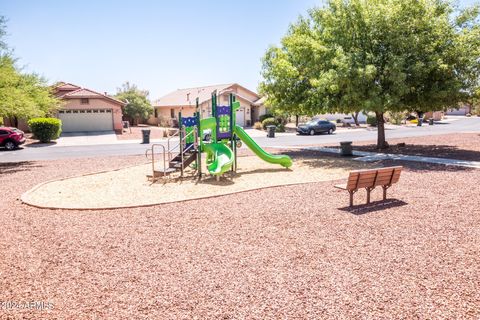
[181,116,198,146]
[216,106,232,140]
[181,116,198,127]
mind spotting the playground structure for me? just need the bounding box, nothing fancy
[146,91,292,182]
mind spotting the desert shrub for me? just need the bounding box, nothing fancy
[274,115,288,125]
[28,118,62,142]
[253,121,263,130]
[387,111,406,125]
[261,117,278,129]
[276,124,286,132]
[157,115,173,127]
[366,115,377,127]
[259,113,274,123]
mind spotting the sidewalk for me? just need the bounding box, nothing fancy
[273,146,480,169]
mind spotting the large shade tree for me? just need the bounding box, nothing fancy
[0,17,60,125]
[260,0,480,148]
[115,82,153,125]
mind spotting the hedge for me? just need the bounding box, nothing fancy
[366,115,377,127]
[261,117,278,130]
[28,118,62,142]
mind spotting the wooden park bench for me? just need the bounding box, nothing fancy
[334,166,403,207]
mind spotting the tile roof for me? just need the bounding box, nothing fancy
[53,82,126,106]
[54,82,81,90]
[153,83,235,107]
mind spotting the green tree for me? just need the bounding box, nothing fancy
[0,16,60,126]
[260,0,480,148]
[115,82,153,125]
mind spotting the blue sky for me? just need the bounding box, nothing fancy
[1,0,478,99]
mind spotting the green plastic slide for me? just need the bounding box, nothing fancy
[234,125,292,168]
[202,143,234,176]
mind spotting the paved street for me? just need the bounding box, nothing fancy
[1,116,478,163]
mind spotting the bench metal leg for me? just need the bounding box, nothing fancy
[349,190,355,207]
[382,185,390,200]
[366,187,374,204]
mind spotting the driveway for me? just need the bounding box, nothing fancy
[55,131,118,147]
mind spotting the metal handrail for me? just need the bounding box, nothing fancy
[166,129,180,162]
[146,144,167,183]
[146,126,198,179]
[168,127,197,154]
[180,127,197,176]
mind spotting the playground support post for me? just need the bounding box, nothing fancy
[179,111,184,177]
[195,97,202,178]
[229,93,237,173]
[211,90,217,144]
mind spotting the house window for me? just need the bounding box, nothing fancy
[170,108,175,119]
[81,98,89,105]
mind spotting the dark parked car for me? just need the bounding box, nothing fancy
[297,120,336,135]
[0,127,26,150]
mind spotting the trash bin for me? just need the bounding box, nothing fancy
[429,118,434,126]
[266,125,276,138]
[141,129,151,144]
[340,141,353,156]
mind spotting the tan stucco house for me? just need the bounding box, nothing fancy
[53,82,125,133]
[152,83,267,127]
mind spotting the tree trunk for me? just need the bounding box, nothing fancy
[352,112,360,126]
[375,111,388,149]
[13,116,18,128]
[417,111,423,126]
[295,115,299,127]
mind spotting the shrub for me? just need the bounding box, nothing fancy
[261,117,278,129]
[259,113,274,123]
[274,115,288,125]
[28,118,62,142]
[386,111,406,125]
[366,115,377,127]
[276,123,286,132]
[253,121,263,130]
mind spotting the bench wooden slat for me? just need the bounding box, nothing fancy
[335,166,403,206]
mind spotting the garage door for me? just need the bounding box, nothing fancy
[236,108,245,127]
[58,109,113,132]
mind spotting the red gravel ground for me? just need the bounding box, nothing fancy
[1,153,479,319]
[327,133,480,161]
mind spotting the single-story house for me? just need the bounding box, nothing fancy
[152,83,267,127]
[53,82,126,133]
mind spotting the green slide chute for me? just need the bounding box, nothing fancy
[202,143,234,176]
[234,125,292,168]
